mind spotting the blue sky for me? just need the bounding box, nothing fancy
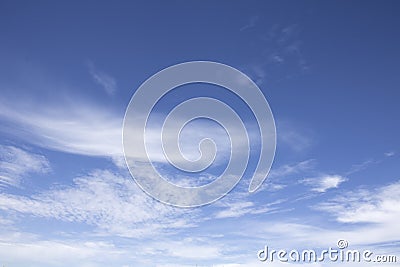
[0,1,399,266]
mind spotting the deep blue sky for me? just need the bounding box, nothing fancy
[0,1,399,266]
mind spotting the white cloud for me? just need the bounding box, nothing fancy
[301,175,347,193]
[214,201,264,219]
[0,238,124,267]
[346,159,376,175]
[0,170,399,266]
[277,121,314,152]
[240,180,400,249]
[280,129,311,151]
[316,180,400,224]
[87,61,117,95]
[215,201,281,219]
[240,16,258,32]
[385,151,395,157]
[235,217,400,255]
[0,145,50,187]
[258,159,315,192]
[209,181,400,257]
[0,98,123,158]
[0,169,198,237]
[162,239,222,260]
[141,117,234,165]
[238,24,310,84]
[0,97,248,168]
[0,215,13,226]
[269,159,315,179]
[209,177,289,219]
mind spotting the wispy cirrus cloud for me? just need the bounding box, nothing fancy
[0,99,235,166]
[0,98,123,158]
[0,93,269,170]
[87,61,117,95]
[240,16,258,32]
[0,169,198,237]
[385,151,395,157]
[213,198,286,219]
[268,159,315,179]
[301,174,347,193]
[242,23,310,86]
[258,159,315,192]
[0,145,50,187]
[228,182,400,251]
[316,180,400,224]
[0,164,398,266]
[264,24,308,70]
[0,238,126,267]
[278,121,314,152]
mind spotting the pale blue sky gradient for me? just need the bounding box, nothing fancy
[0,1,399,266]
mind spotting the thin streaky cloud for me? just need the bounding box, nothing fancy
[0,169,199,238]
[239,16,258,32]
[0,145,50,187]
[345,158,377,175]
[0,2,399,265]
[268,159,315,179]
[0,98,123,157]
[257,159,315,192]
[87,61,117,95]
[385,151,395,157]
[316,180,400,224]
